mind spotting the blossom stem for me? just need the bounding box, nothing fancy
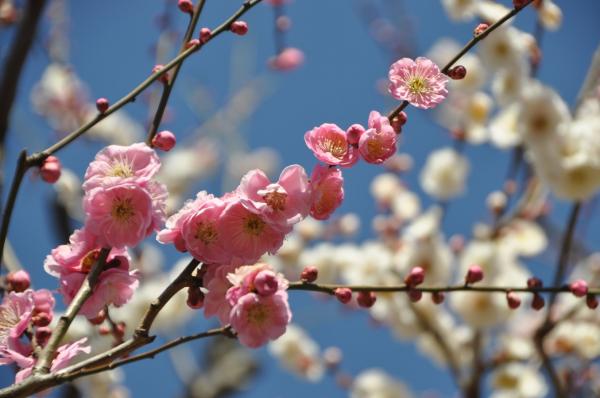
[146,0,208,146]
[287,281,599,295]
[34,247,111,374]
[387,0,535,121]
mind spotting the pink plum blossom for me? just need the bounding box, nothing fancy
[59,255,139,319]
[84,181,166,248]
[0,291,34,350]
[269,47,305,71]
[226,263,289,305]
[204,264,238,325]
[358,111,398,164]
[304,123,358,167]
[229,291,291,348]
[238,165,311,230]
[218,199,287,264]
[157,191,214,252]
[309,164,344,220]
[388,57,448,109]
[83,143,160,191]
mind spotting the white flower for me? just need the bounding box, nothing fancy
[441,0,479,21]
[497,219,548,258]
[390,189,421,221]
[342,241,395,285]
[478,26,532,72]
[476,0,511,23]
[268,324,324,381]
[490,363,548,398]
[420,147,469,200]
[518,82,571,143]
[489,104,522,149]
[370,173,402,206]
[539,0,562,31]
[351,369,413,398]
[437,91,493,143]
[491,61,530,106]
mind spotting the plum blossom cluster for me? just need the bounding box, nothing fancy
[44,143,168,320]
[0,272,90,383]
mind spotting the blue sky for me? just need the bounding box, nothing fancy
[1,0,599,396]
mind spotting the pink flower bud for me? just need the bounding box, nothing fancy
[408,289,422,302]
[404,267,425,287]
[473,23,489,36]
[200,27,212,43]
[334,287,352,304]
[32,312,52,327]
[88,310,106,325]
[269,47,305,71]
[465,265,484,285]
[186,287,204,309]
[527,277,543,289]
[346,124,365,145]
[586,295,598,310]
[185,39,200,49]
[531,293,545,310]
[254,270,278,297]
[431,291,445,305]
[300,266,318,283]
[40,156,61,184]
[35,327,52,346]
[570,279,588,297]
[506,291,521,309]
[152,64,169,84]
[6,270,30,292]
[230,21,248,36]
[512,0,528,9]
[98,325,111,335]
[448,65,467,80]
[178,0,194,14]
[115,322,126,339]
[96,97,109,113]
[390,112,408,134]
[152,130,176,151]
[276,15,291,31]
[356,291,376,308]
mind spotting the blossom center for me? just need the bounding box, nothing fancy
[81,249,100,273]
[0,306,20,338]
[263,191,287,211]
[319,136,347,159]
[407,76,428,94]
[243,214,266,236]
[110,160,133,178]
[366,139,386,157]
[111,197,135,222]
[194,221,218,245]
[247,302,269,325]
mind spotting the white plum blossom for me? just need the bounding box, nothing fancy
[420,147,469,200]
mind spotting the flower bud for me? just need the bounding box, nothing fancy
[570,279,588,297]
[6,270,30,292]
[254,270,278,297]
[32,312,52,327]
[346,124,365,145]
[473,23,489,36]
[586,294,598,310]
[465,265,484,285]
[487,191,507,215]
[35,327,52,347]
[404,266,425,287]
[178,0,194,14]
[88,309,107,325]
[408,289,422,302]
[152,64,169,84]
[323,346,342,369]
[356,291,376,308]
[152,130,176,151]
[300,266,318,283]
[334,287,352,304]
[230,21,248,35]
[96,97,109,113]
[186,287,204,309]
[527,277,543,289]
[185,39,200,49]
[531,293,545,310]
[200,27,212,43]
[431,291,445,305]
[40,156,62,184]
[513,0,528,9]
[448,65,467,80]
[506,291,521,309]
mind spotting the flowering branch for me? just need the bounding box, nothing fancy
[0,0,265,274]
[145,0,208,146]
[33,247,111,374]
[388,0,535,121]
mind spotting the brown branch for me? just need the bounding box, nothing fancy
[387,0,535,120]
[34,248,111,374]
[146,0,208,146]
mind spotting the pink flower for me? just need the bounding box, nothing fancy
[204,264,238,325]
[0,291,34,348]
[388,57,448,109]
[238,165,311,230]
[304,123,359,167]
[31,289,55,318]
[157,191,214,251]
[309,165,344,220]
[218,199,286,264]
[181,197,231,264]
[229,291,291,348]
[269,47,305,71]
[84,181,166,248]
[15,338,90,383]
[83,143,160,191]
[59,255,139,319]
[44,229,100,276]
[358,111,398,164]
[226,263,289,305]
